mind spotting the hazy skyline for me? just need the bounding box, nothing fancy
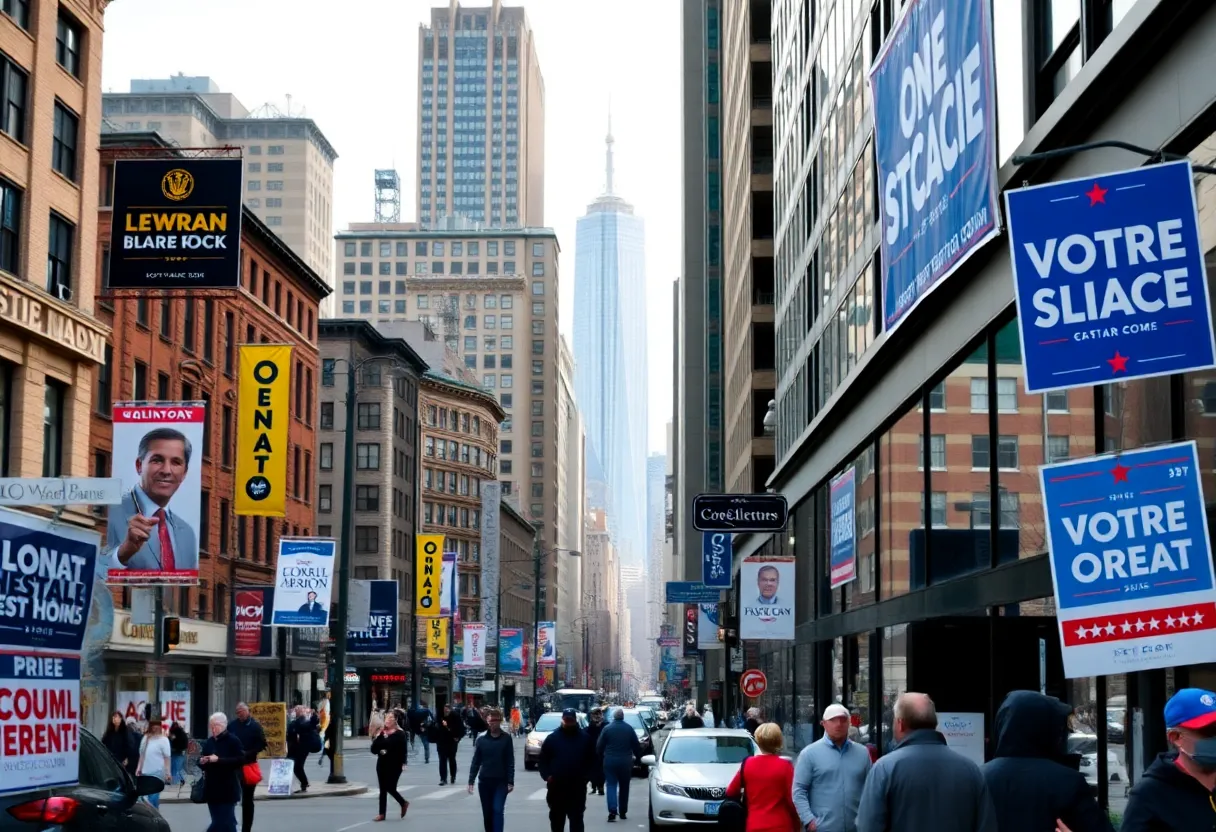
[99,0,679,453]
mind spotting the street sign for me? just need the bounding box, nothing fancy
[0,477,122,506]
[740,669,767,698]
[665,581,723,604]
[693,493,789,533]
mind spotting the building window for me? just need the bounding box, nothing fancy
[972,491,1021,529]
[42,379,66,476]
[2,0,29,30]
[318,485,332,513]
[319,442,333,470]
[0,177,18,275]
[926,382,945,411]
[996,377,1018,412]
[1045,390,1069,412]
[320,402,334,429]
[95,344,113,414]
[224,311,235,374]
[46,213,73,294]
[355,527,379,553]
[357,402,381,430]
[531,262,544,277]
[51,102,78,181]
[919,434,946,470]
[0,55,27,143]
[183,298,196,352]
[322,358,335,386]
[972,435,1020,470]
[356,443,381,469]
[221,406,232,466]
[132,360,147,399]
[920,492,948,528]
[356,485,380,512]
[1046,434,1070,463]
[55,12,82,77]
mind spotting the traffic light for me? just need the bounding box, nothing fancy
[161,617,181,653]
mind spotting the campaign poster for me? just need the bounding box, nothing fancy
[347,580,398,655]
[480,482,502,645]
[1041,441,1216,678]
[414,534,444,615]
[235,345,292,517]
[537,621,556,667]
[1007,160,1216,392]
[698,603,721,649]
[267,758,294,796]
[270,538,336,627]
[0,508,97,653]
[440,550,456,618]
[830,467,857,589]
[107,157,243,290]
[870,0,1000,333]
[739,558,796,640]
[498,628,525,675]
[701,532,732,588]
[461,623,487,669]
[233,586,274,658]
[0,654,81,795]
[117,690,191,736]
[105,402,204,585]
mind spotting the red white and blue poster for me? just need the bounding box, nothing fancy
[830,467,857,589]
[1041,441,1216,678]
[0,653,81,794]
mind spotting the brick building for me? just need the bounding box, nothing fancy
[90,132,331,727]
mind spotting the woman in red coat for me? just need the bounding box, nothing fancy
[725,722,801,832]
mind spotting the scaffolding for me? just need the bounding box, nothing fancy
[374,169,402,223]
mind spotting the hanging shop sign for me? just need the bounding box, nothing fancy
[701,532,732,588]
[415,534,445,615]
[693,493,789,533]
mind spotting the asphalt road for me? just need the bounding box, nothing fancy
[157,731,662,832]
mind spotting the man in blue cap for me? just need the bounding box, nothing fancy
[538,708,594,831]
[1120,687,1216,831]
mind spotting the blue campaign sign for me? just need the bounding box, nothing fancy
[829,468,857,589]
[0,507,98,654]
[870,0,1000,333]
[665,581,723,604]
[701,533,732,588]
[1007,160,1216,392]
[347,580,398,655]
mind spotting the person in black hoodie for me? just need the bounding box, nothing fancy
[584,708,606,796]
[371,711,410,821]
[982,691,1113,832]
[101,711,139,776]
[433,703,464,786]
[199,712,245,832]
[168,722,189,785]
[286,705,320,794]
[1120,687,1216,832]
[230,702,268,832]
[539,709,595,832]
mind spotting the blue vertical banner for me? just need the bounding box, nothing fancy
[1040,441,1216,678]
[1006,160,1216,392]
[701,532,732,588]
[870,0,1000,333]
[829,467,857,589]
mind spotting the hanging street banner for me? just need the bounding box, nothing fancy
[461,623,487,669]
[537,621,556,667]
[105,402,205,585]
[415,534,444,615]
[682,604,699,657]
[870,0,1000,333]
[426,617,449,662]
[480,482,502,645]
[666,581,725,604]
[107,157,244,290]
[701,532,732,588]
[440,549,456,618]
[698,603,721,650]
[740,558,796,640]
[269,538,336,627]
[1007,160,1216,392]
[347,580,399,655]
[235,345,292,517]
[0,508,97,654]
[0,654,81,795]
[498,627,525,675]
[1041,441,1216,678]
[233,586,274,658]
[830,467,858,589]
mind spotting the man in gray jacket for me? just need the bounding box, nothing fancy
[792,703,871,831]
[468,708,515,832]
[596,708,642,822]
[856,693,998,832]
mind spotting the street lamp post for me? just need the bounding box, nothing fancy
[529,533,580,697]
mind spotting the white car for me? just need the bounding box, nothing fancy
[642,728,758,829]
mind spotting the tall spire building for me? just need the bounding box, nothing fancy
[574,118,649,568]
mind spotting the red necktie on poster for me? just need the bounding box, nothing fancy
[156,508,176,572]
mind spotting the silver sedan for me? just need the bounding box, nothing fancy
[642,727,757,829]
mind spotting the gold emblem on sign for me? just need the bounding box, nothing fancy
[161,169,195,201]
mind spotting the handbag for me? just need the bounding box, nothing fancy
[241,761,262,786]
[190,773,206,804]
[716,757,748,831]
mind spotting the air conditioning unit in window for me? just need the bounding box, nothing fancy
[55,283,73,303]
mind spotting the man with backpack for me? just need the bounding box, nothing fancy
[286,705,321,794]
[410,700,435,763]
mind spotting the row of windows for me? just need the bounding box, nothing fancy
[426,404,488,438]
[422,436,495,472]
[341,260,531,277]
[343,239,542,258]
[423,501,482,529]
[245,255,317,341]
[423,467,486,498]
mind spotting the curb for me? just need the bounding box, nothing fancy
[161,782,369,804]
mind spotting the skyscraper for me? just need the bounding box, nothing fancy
[573,119,649,568]
[416,2,545,228]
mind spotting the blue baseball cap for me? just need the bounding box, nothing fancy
[1164,688,1216,730]
[561,708,578,719]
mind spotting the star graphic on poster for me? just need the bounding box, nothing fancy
[1086,182,1108,205]
[1111,463,1130,483]
[1121,621,1133,633]
[1107,351,1129,373]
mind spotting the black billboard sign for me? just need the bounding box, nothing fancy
[682,604,699,658]
[692,493,789,533]
[108,158,243,289]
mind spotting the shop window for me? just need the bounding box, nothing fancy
[879,406,919,600]
[42,379,66,476]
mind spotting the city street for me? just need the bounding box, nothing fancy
[157,733,660,832]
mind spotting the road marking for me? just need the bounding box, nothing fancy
[526,787,548,801]
[336,823,369,832]
[354,785,418,798]
[416,787,465,800]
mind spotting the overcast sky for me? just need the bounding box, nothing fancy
[100,0,680,455]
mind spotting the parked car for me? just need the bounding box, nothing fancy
[2,727,169,832]
[620,708,656,775]
[643,728,758,829]
[637,706,660,733]
[1068,732,1130,797]
[524,710,587,770]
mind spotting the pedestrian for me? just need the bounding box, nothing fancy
[199,712,245,832]
[168,721,189,785]
[433,703,464,785]
[744,707,762,737]
[135,717,172,809]
[510,706,522,737]
[596,707,642,822]
[322,717,338,778]
[102,711,139,776]
[982,691,1112,832]
[286,705,320,794]
[371,711,410,822]
[369,706,385,739]
[791,703,871,832]
[468,707,515,832]
[1120,687,1216,831]
[230,702,268,832]
[585,708,606,796]
[724,722,800,832]
[680,703,705,729]
[539,708,595,832]
[413,699,435,764]
[855,692,997,832]
[466,705,489,739]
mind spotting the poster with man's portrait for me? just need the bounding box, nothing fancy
[739,558,795,640]
[104,403,205,585]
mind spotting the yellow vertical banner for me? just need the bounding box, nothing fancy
[415,534,445,615]
[426,617,449,660]
[235,345,292,516]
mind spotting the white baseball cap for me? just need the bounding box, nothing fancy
[822,703,850,721]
